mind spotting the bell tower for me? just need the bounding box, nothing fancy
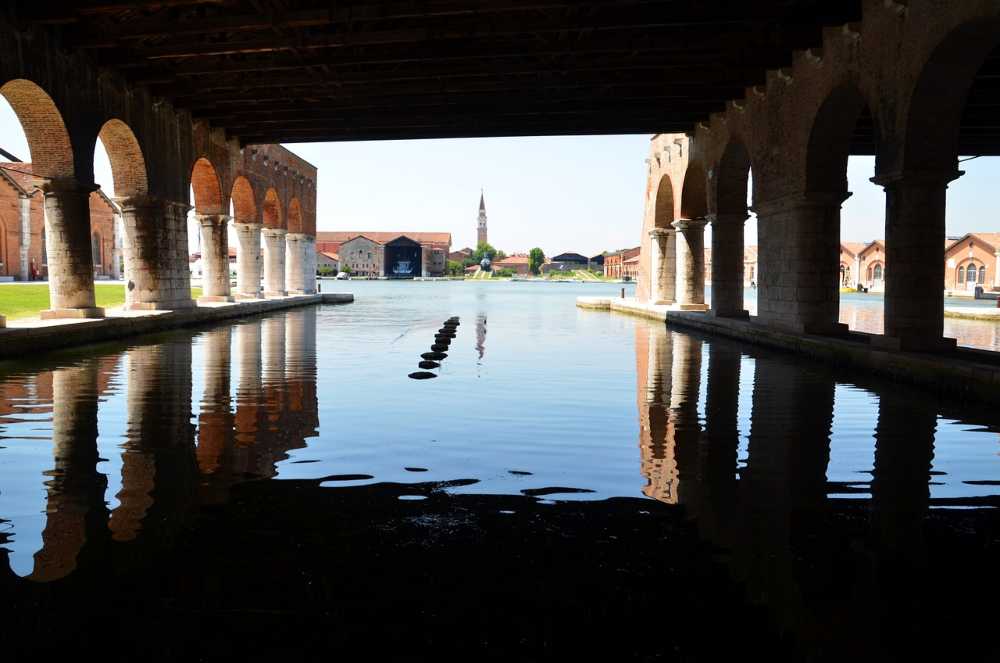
[477,189,488,247]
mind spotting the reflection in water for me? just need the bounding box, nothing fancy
[475,314,487,361]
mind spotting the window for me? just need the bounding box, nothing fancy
[979,267,987,284]
[958,266,965,284]
[968,265,978,284]
[873,264,883,281]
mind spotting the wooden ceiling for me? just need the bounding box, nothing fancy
[10,1,870,144]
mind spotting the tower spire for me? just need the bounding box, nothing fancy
[477,189,488,247]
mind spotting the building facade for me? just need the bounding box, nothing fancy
[945,233,1000,292]
[605,247,641,279]
[0,163,117,281]
[316,230,451,277]
[338,235,383,278]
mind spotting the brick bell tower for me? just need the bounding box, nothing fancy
[477,189,488,247]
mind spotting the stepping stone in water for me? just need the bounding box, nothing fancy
[418,360,440,369]
[421,351,447,360]
[408,371,438,380]
[430,343,449,352]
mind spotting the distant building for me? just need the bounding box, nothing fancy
[316,230,451,277]
[551,252,589,266]
[589,254,606,269]
[493,254,530,275]
[316,251,340,272]
[449,247,474,262]
[190,246,237,279]
[1,162,118,281]
[945,232,1000,292]
[338,235,383,278]
[604,247,641,279]
[477,191,488,247]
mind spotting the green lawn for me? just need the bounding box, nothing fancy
[0,284,203,320]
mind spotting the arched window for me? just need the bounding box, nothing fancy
[979,266,987,284]
[873,264,883,281]
[958,266,965,284]
[92,232,102,268]
[967,264,978,284]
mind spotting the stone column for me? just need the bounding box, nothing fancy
[234,222,263,299]
[753,192,848,335]
[111,207,123,281]
[874,172,959,352]
[647,227,676,305]
[672,217,709,311]
[284,232,307,294]
[119,197,195,310]
[262,227,287,297]
[19,195,30,282]
[302,235,317,294]
[39,180,103,319]
[709,213,748,317]
[197,214,233,302]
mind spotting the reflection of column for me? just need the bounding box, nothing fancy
[875,172,959,352]
[196,327,234,477]
[754,193,848,335]
[39,180,103,319]
[260,315,288,477]
[669,332,703,506]
[636,323,675,503]
[672,218,709,310]
[109,340,196,542]
[234,222,263,299]
[647,228,676,305]
[234,321,264,475]
[285,232,307,294]
[710,213,748,317]
[262,228,287,297]
[120,197,196,310]
[29,361,107,581]
[871,390,935,562]
[285,308,319,448]
[197,213,233,302]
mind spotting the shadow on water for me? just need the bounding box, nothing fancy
[1,295,1000,660]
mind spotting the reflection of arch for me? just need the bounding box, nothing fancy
[653,174,674,229]
[262,188,283,228]
[806,83,874,193]
[231,176,257,223]
[287,198,303,234]
[0,79,74,179]
[716,139,751,215]
[904,20,1000,172]
[679,162,707,219]
[97,119,148,198]
[191,157,224,214]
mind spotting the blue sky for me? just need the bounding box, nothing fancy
[1,98,996,257]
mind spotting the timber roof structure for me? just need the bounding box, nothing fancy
[9,1,871,144]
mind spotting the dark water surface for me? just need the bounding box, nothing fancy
[3,280,1000,660]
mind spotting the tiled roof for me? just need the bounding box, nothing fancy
[319,251,340,261]
[0,162,37,194]
[841,242,866,257]
[495,254,529,265]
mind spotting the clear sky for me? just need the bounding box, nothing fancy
[1,97,997,257]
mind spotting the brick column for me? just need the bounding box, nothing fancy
[262,227,287,297]
[302,235,317,294]
[753,192,848,335]
[19,195,30,282]
[874,171,959,352]
[119,197,195,310]
[672,217,709,311]
[284,232,308,294]
[647,227,676,305]
[234,222,262,299]
[709,213,748,318]
[197,214,233,302]
[110,207,123,281]
[39,180,103,319]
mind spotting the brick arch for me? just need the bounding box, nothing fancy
[715,137,752,217]
[902,18,1000,173]
[653,173,675,229]
[262,187,283,229]
[191,157,225,215]
[97,119,148,199]
[287,197,303,234]
[231,176,257,224]
[0,79,74,180]
[805,82,873,194]
[679,162,708,219]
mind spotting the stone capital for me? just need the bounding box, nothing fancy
[196,213,231,227]
[751,190,851,216]
[672,217,708,233]
[870,169,964,189]
[261,227,288,238]
[707,212,749,226]
[117,195,190,217]
[38,177,98,197]
[649,227,674,239]
[285,232,309,241]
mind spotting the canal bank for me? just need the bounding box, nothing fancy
[578,296,1000,404]
[0,293,353,360]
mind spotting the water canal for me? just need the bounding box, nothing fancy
[2,280,1000,660]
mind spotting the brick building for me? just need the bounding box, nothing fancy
[338,235,383,278]
[0,163,117,281]
[945,233,1000,293]
[316,230,450,277]
[493,254,530,275]
[604,247,641,279]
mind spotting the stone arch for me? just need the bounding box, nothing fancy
[97,119,148,199]
[262,187,283,229]
[191,157,225,214]
[653,173,675,229]
[231,176,257,224]
[805,82,873,194]
[679,162,708,219]
[715,138,752,216]
[287,198,303,234]
[0,79,74,180]
[903,18,1000,172]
